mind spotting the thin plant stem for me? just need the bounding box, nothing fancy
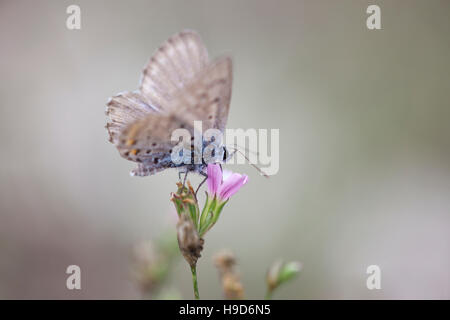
[191,265,200,300]
[264,289,273,300]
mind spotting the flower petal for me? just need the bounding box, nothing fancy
[222,169,233,182]
[206,164,222,196]
[218,173,248,200]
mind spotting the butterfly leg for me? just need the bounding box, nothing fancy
[195,172,208,196]
[178,168,188,182]
[183,171,188,188]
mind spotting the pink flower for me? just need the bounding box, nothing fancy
[206,164,248,201]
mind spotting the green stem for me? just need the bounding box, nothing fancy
[264,289,273,300]
[191,265,200,300]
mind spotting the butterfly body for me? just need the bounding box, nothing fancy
[129,142,228,177]
[106,30,233,177]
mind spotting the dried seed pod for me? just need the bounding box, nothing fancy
[214,249,237,274]
[222,272,244,300]
[214,249,244,299]
[176,213,204,267]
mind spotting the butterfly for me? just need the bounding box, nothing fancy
[105,30,233,177]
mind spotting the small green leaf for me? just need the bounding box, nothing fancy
[199,195,215,232]
[188,202,198,228]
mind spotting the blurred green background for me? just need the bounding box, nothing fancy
[0,0,449,299]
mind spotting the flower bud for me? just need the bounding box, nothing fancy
[222,273,245,300]
[214,249,245,300]
[171,181,200,228]
[214,249,237,274]
[266,260,302,294]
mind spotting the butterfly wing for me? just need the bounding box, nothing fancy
[115,57,232,172]
[139,30,210,111]
[105,91,158,144]
[106,91,183,170]
[130,163,169,177]
[165,56,233,132]
[107,30,232,176]
[116,112,194,164]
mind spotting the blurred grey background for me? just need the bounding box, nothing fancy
[0,0,449,299]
